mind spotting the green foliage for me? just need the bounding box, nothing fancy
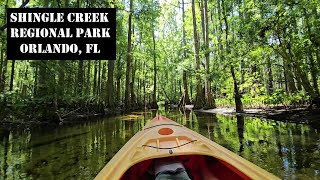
[1,0,320,122]
[216,89,310,108]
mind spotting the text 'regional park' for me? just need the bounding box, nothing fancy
[7,8,116,60]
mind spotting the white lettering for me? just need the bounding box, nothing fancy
[11,13,64,23]
[11,28,19,38]
[10,28,73,38]
[76,28,84,37]
[77,28,111,38]
[20,44,28,53]
[10,13,17,22]
[67,13,109,22]
[18,44,79,53]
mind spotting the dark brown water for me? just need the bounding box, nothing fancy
[0,110,319,179]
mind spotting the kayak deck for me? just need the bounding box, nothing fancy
[95,115,279,180]
[122,155,250,180]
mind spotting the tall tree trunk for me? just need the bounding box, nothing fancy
[200,0,205,44]
[0,46,3,90]
[125,0,134,108]
[101,62,106,99]
[0,1,7,93]
[317,48,320,68]
[222,0,243,112]
[204,0,215,108]
[303,8,319,95]
[231,66,243,112]
[293,60,316,97]
[190,73,193,99]
[38,61,47,98]
[58,61,65,102]
[217,0,224,66]
[56,0,68,104]
[116,55,122,103]
[116,78,121,104]
[107,60,115,108]
[137,76,140,104]
[183,71,190,104]
[283,57,297,94]
[21,65,28,98]
[33,65,38,96]
[151,24,158,109]
[37,0,49,99]
[97,60,101,96]
[0,45,4,92]
[77,60,84,95]
[276,38,315,96]
[93,60,97,96]
[308,54,319,94]
[266,57,273,95]
[143,62,147,106]
[35,0,50,121]
[238,0,245,85]
[131,58,136,105]
[276,36,297,94]
[192,0,204,109]
[0,50,7,93]
[9,60,15,91]
[86,61,91,95]
[181,0,190,105]
[295,72,303,91]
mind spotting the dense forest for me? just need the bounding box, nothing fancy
[0,0,319,123]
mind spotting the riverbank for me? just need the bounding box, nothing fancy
[0,113,105,131]
[2,104,320,131]
[0,107,144,131]
[196,106,320,128]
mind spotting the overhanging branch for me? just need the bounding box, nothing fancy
[0,0,30,32]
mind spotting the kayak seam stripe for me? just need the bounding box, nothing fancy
[142,140,197,149]
[143,124,182,130]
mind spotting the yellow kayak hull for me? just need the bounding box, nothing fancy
[95,115,279,180]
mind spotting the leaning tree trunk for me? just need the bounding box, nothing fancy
[303,7,319,95]
[292,60,316,97]
[231,66,243,112]
[222,0,243,112]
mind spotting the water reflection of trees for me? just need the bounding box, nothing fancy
[0,111,319,179]
[180,111,320,179]
[236,115,244,153]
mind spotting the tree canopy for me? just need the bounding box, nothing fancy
[0,0,319,122]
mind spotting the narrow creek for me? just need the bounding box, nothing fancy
[0,110,319,179]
